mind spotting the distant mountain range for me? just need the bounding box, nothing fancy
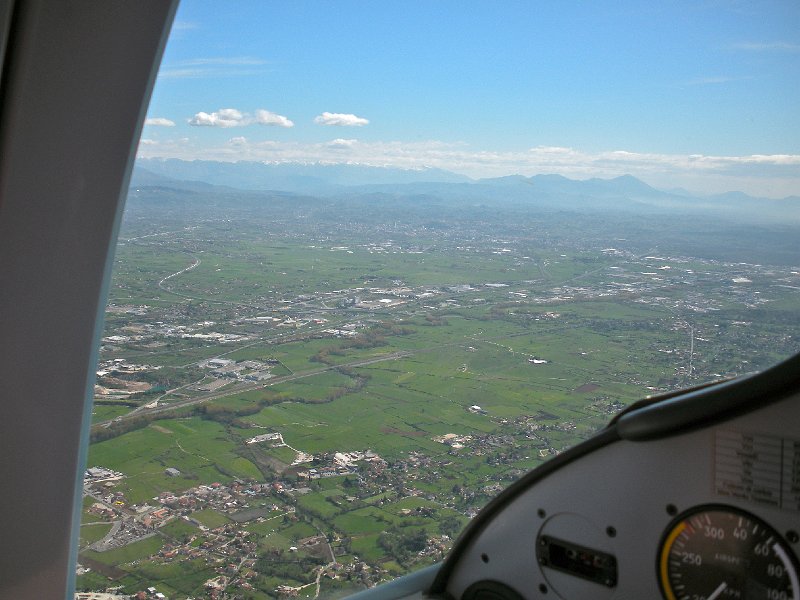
[134,158,470,192]
[131,159,800,224]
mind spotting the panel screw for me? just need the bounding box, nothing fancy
[666,504,677,516]
[538,583,548,594]
[481,553,489,563]
[606,526,617,538]
[537,508,546,518]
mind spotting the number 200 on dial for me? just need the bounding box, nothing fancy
[659,505,800,600]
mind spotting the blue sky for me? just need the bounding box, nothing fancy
[139,0,800,197]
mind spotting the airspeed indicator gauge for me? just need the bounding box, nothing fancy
[658,505,799,600]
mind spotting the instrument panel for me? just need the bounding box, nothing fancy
[440,390,800,599]
[658,505,799,600]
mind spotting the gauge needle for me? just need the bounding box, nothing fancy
[707,582,727,600]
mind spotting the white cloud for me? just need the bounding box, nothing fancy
[158,57,269,79]
[158,68,206,79]
[682,76,740,86]
[530,146,574,154]
[137,138,800,197]
[189,108,293,128]
[145,117,176,127]
[255,109,294,128]
[327,138,359,149]
[732,41,800,52]
[172,21,199,31]
[159,67,268,79]
[314,112,369,127]
[189,108,245,127]
[138,138,159,146]
[180,57,267,66]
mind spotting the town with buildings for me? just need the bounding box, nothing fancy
[75,184,800,598]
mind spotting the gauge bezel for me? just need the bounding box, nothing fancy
[657,503,800,600]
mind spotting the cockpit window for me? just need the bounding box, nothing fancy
[77,1,800,597]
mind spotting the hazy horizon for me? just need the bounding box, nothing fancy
[135,156,800,201]
[137,1,800,199]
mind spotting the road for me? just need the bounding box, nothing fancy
[99,350,413,426]
[100,249,652,427]
[158,257,201,287]
[99,318,599,428]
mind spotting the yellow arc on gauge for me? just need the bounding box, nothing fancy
[659,521,686,600]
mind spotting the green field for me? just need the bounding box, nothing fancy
[80,189,800,597]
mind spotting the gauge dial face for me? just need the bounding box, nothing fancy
[659,505,799,600]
